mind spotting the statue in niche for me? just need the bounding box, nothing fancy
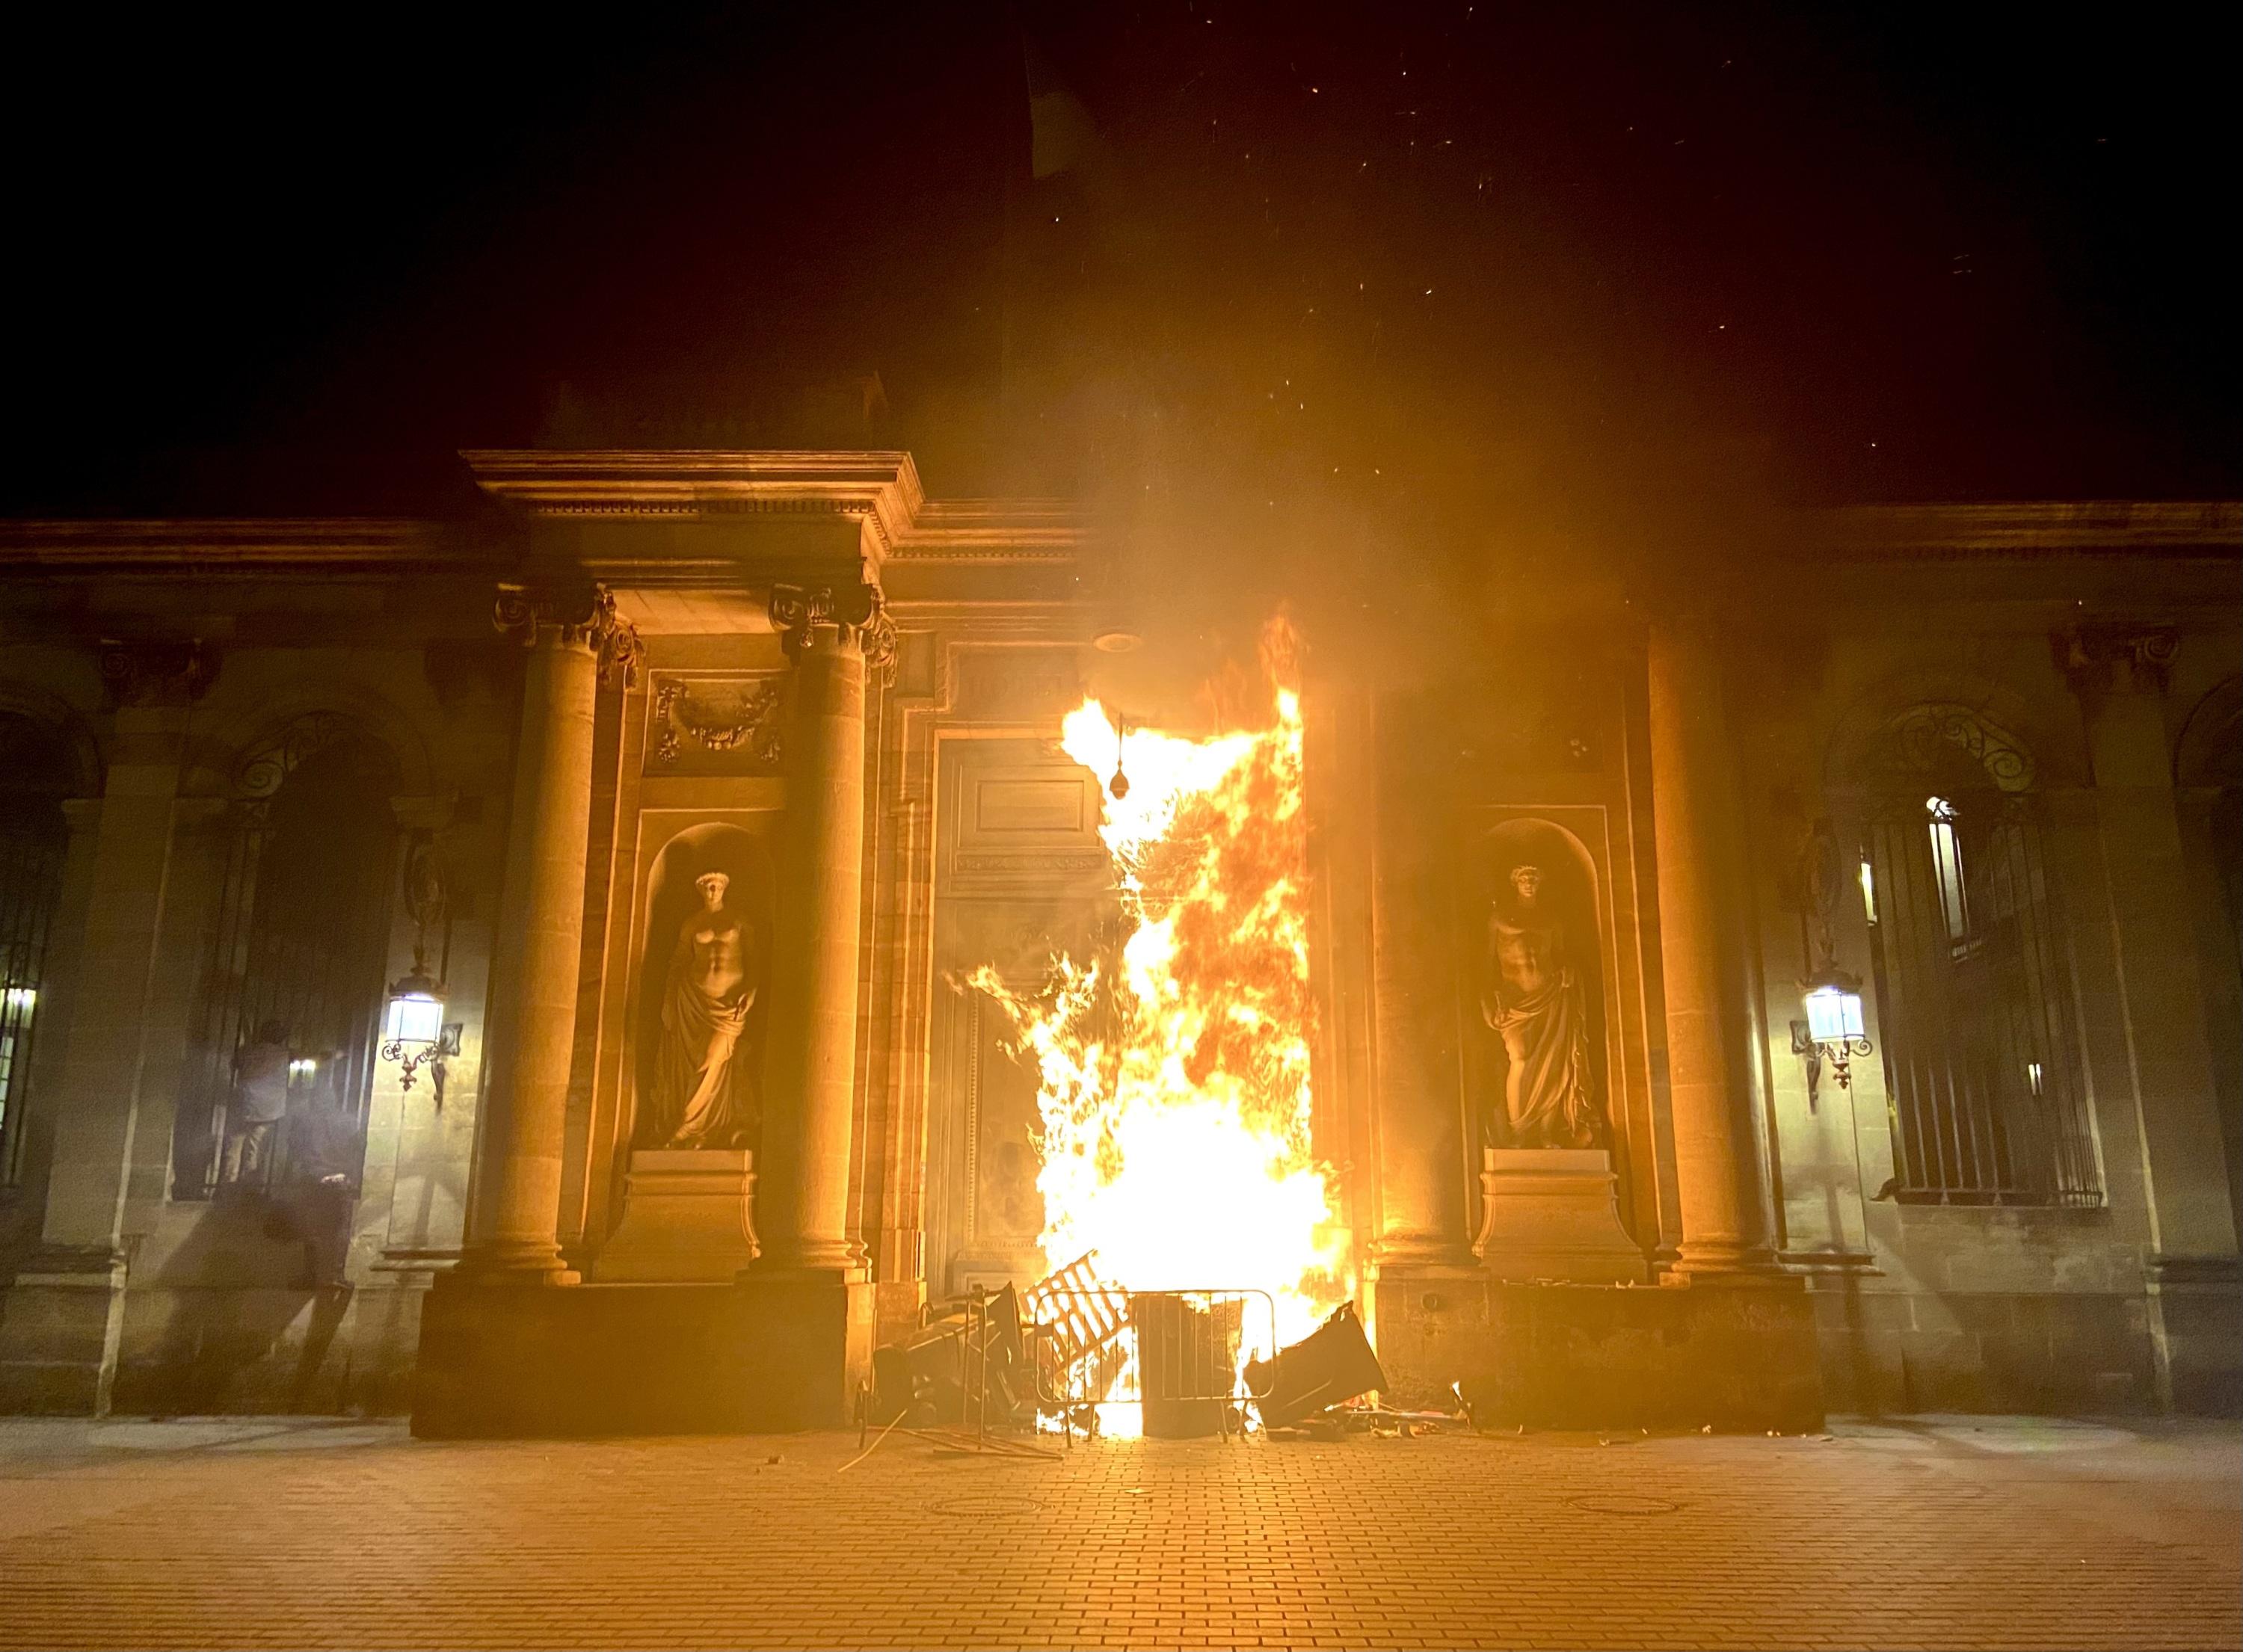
[641,871,761,1150]
[1480,864,1602,1150]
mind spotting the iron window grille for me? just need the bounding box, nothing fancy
[0,797,65,1186]
[0,713,73,1186]
[174,717,401,1198]
[1856,772,2101,1208]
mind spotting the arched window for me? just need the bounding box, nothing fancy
[1850,704,2099,1206]
[174,715,401,1197]
[0,712,73,1183]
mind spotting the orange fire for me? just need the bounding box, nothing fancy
[971,626,1350,1396]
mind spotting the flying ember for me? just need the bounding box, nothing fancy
[970,623,1351,1364]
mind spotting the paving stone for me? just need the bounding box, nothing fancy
[0,1417,2233,1648]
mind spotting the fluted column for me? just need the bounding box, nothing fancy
[756,585,887,1279]
[1647,617,1776,1276]
[460,584,639,1283]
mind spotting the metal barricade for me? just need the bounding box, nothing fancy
[1021,1253,1129,1370]
[1025,1286,1278,1443]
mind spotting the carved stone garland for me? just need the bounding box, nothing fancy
[651,677,787,769]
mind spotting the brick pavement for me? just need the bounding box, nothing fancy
[0,1415,2234,1650]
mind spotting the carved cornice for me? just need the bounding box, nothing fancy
[890,500,1086,562]
[2055,624,2182,697]
[493,582,643,686]
[461,449,926,561]
[1811,502,2240,561]
[458,451,1097,571]
[0,520,467,573]
[97,641,218,708]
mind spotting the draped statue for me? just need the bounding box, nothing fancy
[1480,864,1602,1150]
[640,871,760,1149]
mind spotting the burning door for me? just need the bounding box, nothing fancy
[927,735,1113,1295]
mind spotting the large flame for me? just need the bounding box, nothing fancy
[970,626,1350,1383]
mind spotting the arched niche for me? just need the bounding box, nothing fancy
[633,822,777,1149]
[1462,815,1611,1154]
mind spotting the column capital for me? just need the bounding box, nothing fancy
[96,641,218,709]
[493,582,642,687]
[2055,624,2179,699]
[768,582,896,682]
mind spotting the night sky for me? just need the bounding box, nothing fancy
[8,3,2234,565]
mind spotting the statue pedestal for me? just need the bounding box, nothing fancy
[596,1150,759,1282]
[1473,1148,1646,1285]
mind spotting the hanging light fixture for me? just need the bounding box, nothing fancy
[1108,711,1131,799]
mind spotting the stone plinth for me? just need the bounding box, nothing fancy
[595,1150,759,1283]
[1473,1148,1648,1285]
[411,1275,873,1437]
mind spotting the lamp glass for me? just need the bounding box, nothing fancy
[385,991,445,1047]
[1804,984,1863,1043]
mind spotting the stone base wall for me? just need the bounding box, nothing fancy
[2151,1277,2243,1417]
[1373,1271,1826,1433]
[411,1277,876,1437]
[108,1280,425,1417]
[1809,1280,2171,1414]
[0,1276,425,1418]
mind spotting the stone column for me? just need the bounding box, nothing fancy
[0,645,206,1413]
[1646,618,1777,1276]
[2061,627,2240,1411]
[1367,692,1476,1270]
[457,584,639,1283]
[756,585,885,1279]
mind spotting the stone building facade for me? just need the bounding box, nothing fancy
[0,456,2233,1425]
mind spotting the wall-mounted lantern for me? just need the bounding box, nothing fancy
[381,953,460,1096]
[381,837,461,1103]
[1789,959,1872,1112]
[1785,811,1873,1113]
